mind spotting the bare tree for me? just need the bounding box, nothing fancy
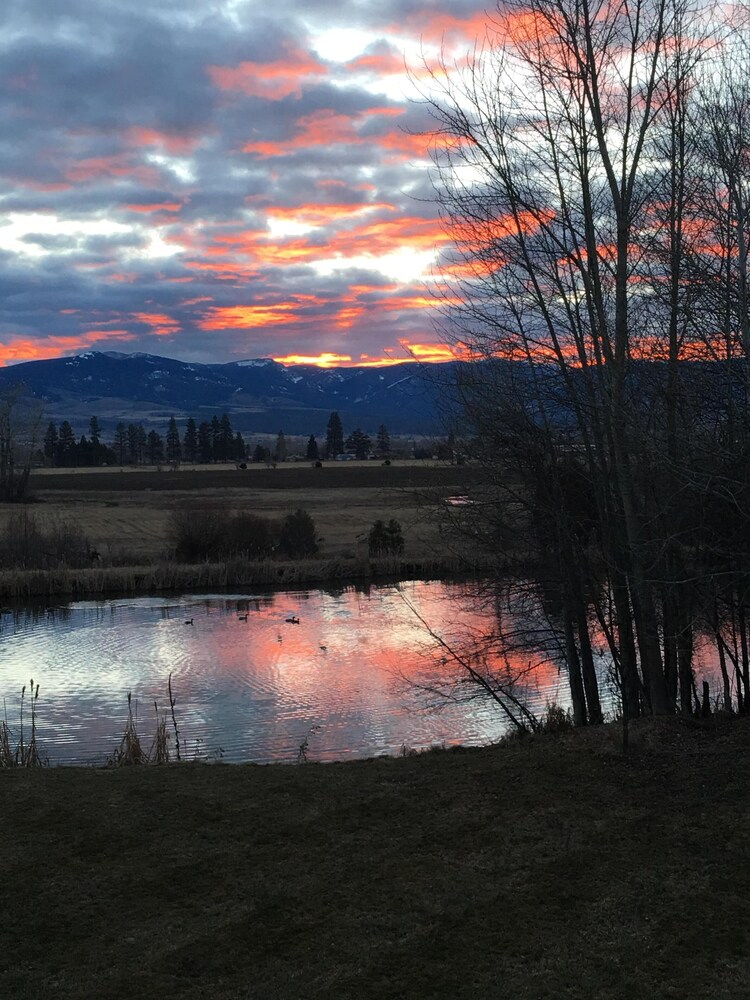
[420,0,740,723]
[0,384,43,502]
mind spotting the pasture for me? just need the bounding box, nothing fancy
[19,461,484,565]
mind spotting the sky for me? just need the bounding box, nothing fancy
[0,0,494,368]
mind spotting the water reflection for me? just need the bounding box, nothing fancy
[0,579,719,765]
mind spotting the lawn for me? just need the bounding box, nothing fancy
[2,716,749,999]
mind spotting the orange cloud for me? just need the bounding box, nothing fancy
[65,155,159,185]
[207,46,327,101]
[272,352,353,367]
[0,329,135,366]
[133,312,181,336]
[345,51,406,76]
[242,106,423,161]
[199,304,302,329]
[125,127,203,155]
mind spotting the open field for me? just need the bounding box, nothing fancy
[18,462,483,565]
[2,716,749,999]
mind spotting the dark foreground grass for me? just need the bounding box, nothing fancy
[2,717,750,1000]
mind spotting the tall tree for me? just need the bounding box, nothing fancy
[183,417,198,463]
[43,421,58,466]
[146,429,164,465]
[198,421,213,463]
[113,422,127,465]
[345,428,371,460]
[376,424,390,455]
[58,421,76,465]
[275,430,287,463]
[424,0,717,723]
[166,417,181,465]
[306,434,319,460]
[325,412,344,459]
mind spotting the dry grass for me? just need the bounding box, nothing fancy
[0,464,488,597]
[19,463,478,564]
[1,716,750,999]
[0,679,44,768]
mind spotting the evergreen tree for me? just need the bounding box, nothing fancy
[166,417,181,465]
[274,430,287,462]
[325,412,344,459]
[43,421,58,465]
[113,422,127,464]
[210,415,222,461]
[306,434,319,461]
[253,443,270,463]
[88,416,101,465]
[198,421,213,463]
[234,431,247,462]
[183,417,198,462]
[57,421,76,465]
[345,428,371,460]
[376,424,390,455]
[146,429,164,464]
[217,413,233,462]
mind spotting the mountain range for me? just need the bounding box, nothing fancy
[0,351,456,437]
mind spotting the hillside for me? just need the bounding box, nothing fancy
[0,351,456,435]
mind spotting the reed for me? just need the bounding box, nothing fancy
[1,679,45,767]
[108,691,148,766]
[0,553,493,600]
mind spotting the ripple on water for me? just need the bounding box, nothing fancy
[0,583,617,764]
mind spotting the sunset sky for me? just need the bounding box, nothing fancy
[0,0,494,368]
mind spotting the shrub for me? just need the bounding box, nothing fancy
[0,510,92,569]
[539,702,574,734]
[368,519,404,556]
[169,509,275,562]
[278,509,319,557]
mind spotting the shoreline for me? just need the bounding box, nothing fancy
[0,553,496,601]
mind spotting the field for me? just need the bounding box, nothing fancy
[2,716,749,999]
[18,462,483,565]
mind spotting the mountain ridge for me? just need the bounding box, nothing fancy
[0,351,453,436]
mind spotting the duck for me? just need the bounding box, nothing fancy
[184,618,194,625]
[285,616,300,625]
[237,613,248,622]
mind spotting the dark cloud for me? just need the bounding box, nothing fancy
[0,0,489,366]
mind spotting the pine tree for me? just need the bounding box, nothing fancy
[58,421,76,465]
[306,434,319,461]
[234,431,246,462]
[376,424,390,455]
[146,429,164,464]
[217,413,233,462]
[275,430,287,462]
[113,422,127,464]
[43,421,58,465]
[325,412,344,459]
[166,417,181,465]
[345,428,371,460]
[183,417,198,462]
[198,421,213,463]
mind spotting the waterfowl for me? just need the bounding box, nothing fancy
[184,618,194,625]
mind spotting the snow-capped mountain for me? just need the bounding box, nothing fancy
[0,351,455,435]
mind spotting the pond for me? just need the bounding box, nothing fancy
[0,578,721,765]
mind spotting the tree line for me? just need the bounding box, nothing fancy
[40,411,392,467]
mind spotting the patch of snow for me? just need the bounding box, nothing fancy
[235,359,275,368]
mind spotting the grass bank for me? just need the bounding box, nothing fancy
[0,553,495,600]
[2,716,749,999]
